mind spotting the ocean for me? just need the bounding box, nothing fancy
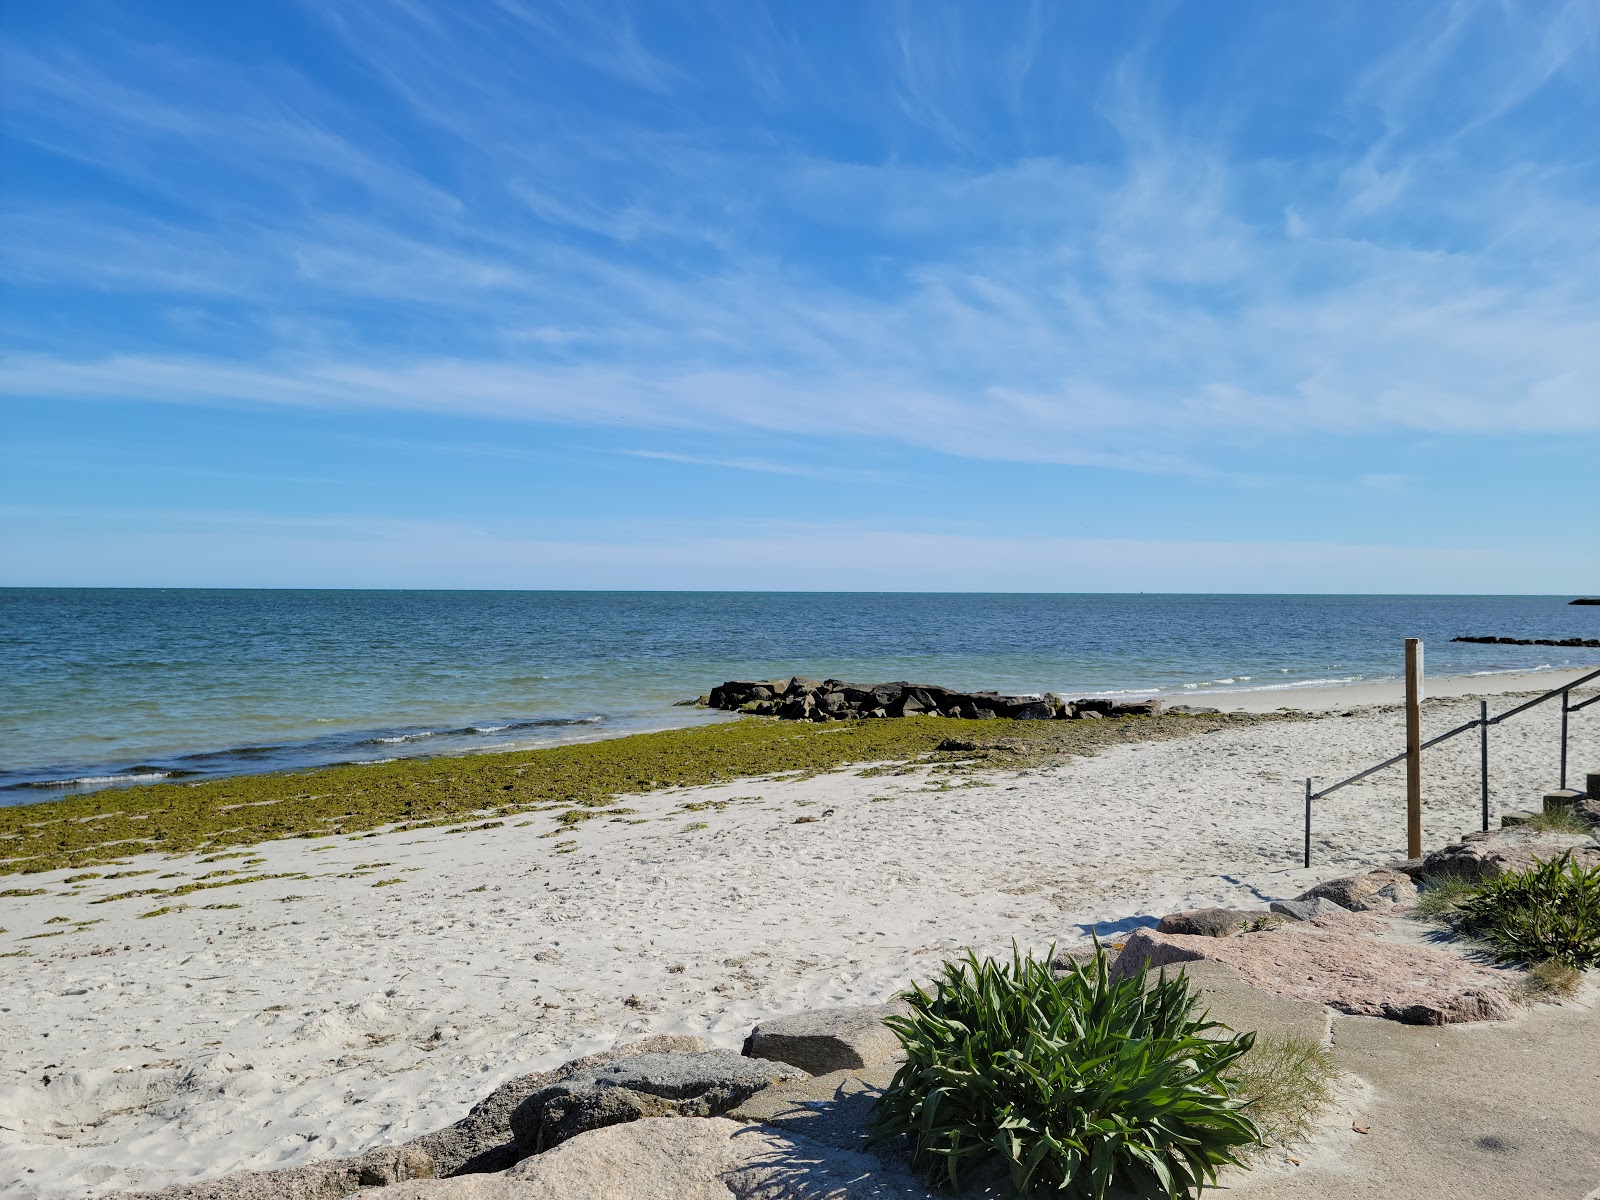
[2,590,1595,799]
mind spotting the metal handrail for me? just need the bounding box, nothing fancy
[1301,664,1600,867]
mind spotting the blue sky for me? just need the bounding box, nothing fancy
[1,1,1596,591]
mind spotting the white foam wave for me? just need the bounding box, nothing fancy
[41,771,174,787]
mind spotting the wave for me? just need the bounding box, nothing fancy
[176,744,283,762]
[1,712,620,798]
[352,715,604,747]
[10,765,198,790]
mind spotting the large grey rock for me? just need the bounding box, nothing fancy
[508,1050,805,1154]
[406,1034,709,1176]
[1156,907,1266,937]
[1269,896,1348,922]
[740,1002,908,1076]
[1298,867,1419,911]
[378,1117,938,1199]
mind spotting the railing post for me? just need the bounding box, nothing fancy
[1404,638,1423,859]
[1560,689,1570,790]
[1480,699,1489,833]
[1304,778,1312,869]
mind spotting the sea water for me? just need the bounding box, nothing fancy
[2,590,1595,798]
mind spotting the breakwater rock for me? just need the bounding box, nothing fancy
[1452,635,1600,648]
[700,677,1173,722]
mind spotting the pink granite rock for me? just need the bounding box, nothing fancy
[1113,923,1518,1025]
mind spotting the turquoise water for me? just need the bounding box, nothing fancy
[2,590,1595,798]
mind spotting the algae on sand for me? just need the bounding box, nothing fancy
[0,711,1291,875]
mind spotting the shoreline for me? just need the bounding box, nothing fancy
[2,687,1594,1197]
[1203,664,1599,712]
[8,664,1596,804]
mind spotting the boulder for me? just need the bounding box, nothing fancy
[1298,867,1418,910]
[740,1002,909,1076]
[508,1050,804,1154]
[1155,907,1266,937]
[777,694,816,721]
[1111,699,1164,717]
[1112,925,1518,1024]
[892,694,925,717]
[1006,700,1056,720]
[405,1036,708,1176]
[1269,896,1348,922]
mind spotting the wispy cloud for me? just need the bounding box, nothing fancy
[2,2,1596,481]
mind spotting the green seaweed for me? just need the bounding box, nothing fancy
[0,713,1287,876]
[138,904,191,919]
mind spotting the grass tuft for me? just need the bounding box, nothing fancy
[1226,1034,1337,1152]
[1520,808,1592,836]
[1516,957,1583,1003]
[1413,876,1482,921]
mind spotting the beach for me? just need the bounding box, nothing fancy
[1,668,1595,1197]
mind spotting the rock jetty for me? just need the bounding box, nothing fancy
[1451,635,1600,648]
[698,677,1175,722]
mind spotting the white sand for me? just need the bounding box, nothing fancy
[1,673,1596,1198]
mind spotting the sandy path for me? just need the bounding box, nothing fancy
[1,681,1595,1197]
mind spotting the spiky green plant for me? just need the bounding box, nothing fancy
[868,945,1260,1198]
[1455,852,1600,968]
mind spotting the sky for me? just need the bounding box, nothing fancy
[1,0,1597,592]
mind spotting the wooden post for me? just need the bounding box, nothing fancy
[1405,638,1423,859]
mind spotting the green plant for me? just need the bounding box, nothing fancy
[1413,876,1481,921]
[1456,853,1600,968]
[868,945,1260,1198]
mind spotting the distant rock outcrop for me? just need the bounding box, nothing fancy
[1451,635,1600,648]
[699,677,1168,723]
